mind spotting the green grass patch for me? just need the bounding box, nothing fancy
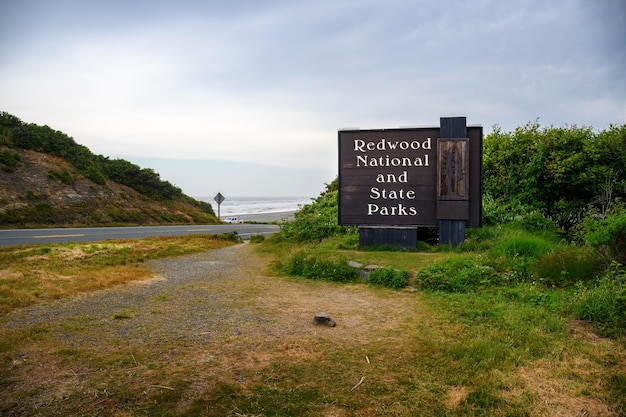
[369,267,410,289]
[281,250,359,282]
[531,244,602,286]
[415,256,502,293]
[568,264,626,338]
[249,234,265,244]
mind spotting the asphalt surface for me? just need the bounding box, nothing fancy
[0,224,280,246]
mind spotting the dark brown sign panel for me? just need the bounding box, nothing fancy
[338,126,482,227]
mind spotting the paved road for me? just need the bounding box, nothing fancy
[0,224,280,246]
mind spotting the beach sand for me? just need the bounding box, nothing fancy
[223,211,295,223]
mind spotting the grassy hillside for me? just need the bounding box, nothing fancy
[0,112,217,227]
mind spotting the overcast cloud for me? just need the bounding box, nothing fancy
[1,0,624,197]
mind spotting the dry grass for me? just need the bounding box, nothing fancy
[0,235,236,315]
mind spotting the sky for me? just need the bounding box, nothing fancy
[1,0,625,198]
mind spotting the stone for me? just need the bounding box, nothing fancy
[364,265,380,272]
[313,312,336,327]
[347,260,363,269]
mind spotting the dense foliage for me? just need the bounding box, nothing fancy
[274,178,355,242]
[0,111,213,213]
[483,121,626,231]
[580,209,626,264]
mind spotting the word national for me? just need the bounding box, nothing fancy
[356,154,430,167]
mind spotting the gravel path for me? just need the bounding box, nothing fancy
[1,243,278,347]
[2,241,414,356]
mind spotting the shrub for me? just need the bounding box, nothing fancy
[483,122,626,232]
[582,210,626,264]
[249,234,265,244]
[415,258,501,293]
[491,230,554,259]
[214,231,243,243]
[274,179,356,243]
[335,233,359,250]
[369,268,409,289]
[482,195,559,234]
[530,245,601,287]
[47,168,75,185]
[284,252,358,283]
[568,263,626,338]
[489,229,555,280]
[0,149,21,172]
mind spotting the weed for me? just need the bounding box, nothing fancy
[491,229,554,260]
[582,210,626,264]
[283,251,359,282]
[369,267,410,289]
[249,234,265,244]
[530,245,601,286]
[568,264,626,338]
[415,257,501,293]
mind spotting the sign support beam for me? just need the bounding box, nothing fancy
[438,117,467,247]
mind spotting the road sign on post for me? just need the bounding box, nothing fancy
[214,192,225,220]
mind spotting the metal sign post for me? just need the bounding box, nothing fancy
[214,192,225,220]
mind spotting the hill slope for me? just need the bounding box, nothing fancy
[0,112,217,227]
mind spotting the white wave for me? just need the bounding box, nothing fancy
[197,196,313,215]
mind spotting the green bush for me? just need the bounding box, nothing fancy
[530,245,601,287]
[581,210,626,264]
[491,230,554,260]
[483,122,626,232]
[482,194,559,234]
[284,252,358,283]
[47,168,75,185]
[249,234,265,244]
[274,179,355,243]
[568,264,626,338]
[489,229,555,280]
[415,258,501,293]
[369,268,409,289]
[214,231,243,243]
[0,149,21,172]
[335,233,359,250]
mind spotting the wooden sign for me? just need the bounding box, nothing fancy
[338,121,482,231]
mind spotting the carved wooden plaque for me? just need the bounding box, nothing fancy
[438,139,469,201]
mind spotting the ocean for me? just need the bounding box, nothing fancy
[197,196,313,216]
